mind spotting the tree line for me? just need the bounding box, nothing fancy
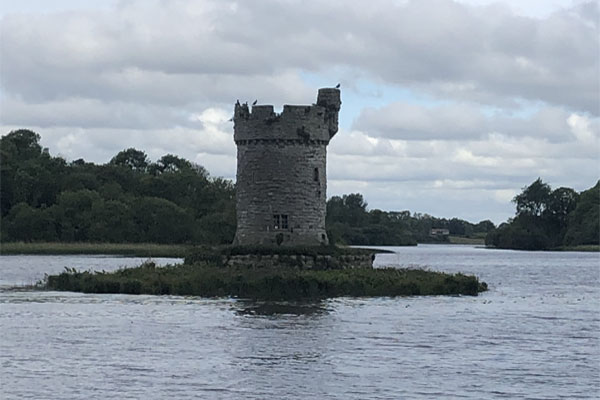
[326,193,494,245]
[1,130,236,244]
[1,130,496,246]
[2,130,596,248]
[485,178,599,250]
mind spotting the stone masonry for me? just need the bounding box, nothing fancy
[233,88,341,246]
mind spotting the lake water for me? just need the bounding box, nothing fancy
[1,245,598,399]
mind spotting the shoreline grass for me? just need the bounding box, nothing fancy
[555,244,599,252]
[0,242,393,258]
[44,261,488,299]
[0,242,191,257]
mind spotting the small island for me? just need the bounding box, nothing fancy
[44,245,487,299]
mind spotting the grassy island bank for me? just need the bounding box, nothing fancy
[45,261,487,299]
[37,245,487,299]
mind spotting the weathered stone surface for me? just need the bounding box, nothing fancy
[233,88,341,246]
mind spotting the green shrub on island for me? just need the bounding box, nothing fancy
[45,261,487,299]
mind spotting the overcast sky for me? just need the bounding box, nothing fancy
[1,0,598,224]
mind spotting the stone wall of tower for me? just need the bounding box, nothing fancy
[233,88,341,246]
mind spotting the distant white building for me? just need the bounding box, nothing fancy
[430,228,450,236]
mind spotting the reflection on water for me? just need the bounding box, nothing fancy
[0,246,599,399]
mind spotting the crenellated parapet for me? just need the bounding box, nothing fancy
[234,88,341,143]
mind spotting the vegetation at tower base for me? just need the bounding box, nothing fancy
[485,179,599,251]
[44,260,488,299]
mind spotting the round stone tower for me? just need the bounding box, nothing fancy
[233,88,341,246]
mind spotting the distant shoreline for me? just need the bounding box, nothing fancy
[479,244,599,252]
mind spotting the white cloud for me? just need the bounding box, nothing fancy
[328,129,396,156]
[493,188,518,204]
[452,149,502,168]
[567,113,600,146]
[1,0,597,111]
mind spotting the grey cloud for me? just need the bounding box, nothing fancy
[328,153,537,183]
[1,0,597,113]
[353,103,488,140]
[353,101,598,142]
[0,69,315,129]
[1,97,204,129]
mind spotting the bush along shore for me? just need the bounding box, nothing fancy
[43,246,488,299]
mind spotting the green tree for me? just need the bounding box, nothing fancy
[486,179,598,250]
[563,181,599,246]
[545,187,579,225]
[1,129,42,161]
[486,219,551,250]
[326,196,346,225]
[54,189,103,241]
[134,197,192,243]
[514,178,552,217]
[150,154,194,175]
[326,196,417,245]
[448,218,466,235]
[110,148,149,172]
[344,193,368,227]
[89,199,137,242]
[194,211,236,245]
[474,220,495,233]
[4,202,57,241]
[1,130,67,215]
